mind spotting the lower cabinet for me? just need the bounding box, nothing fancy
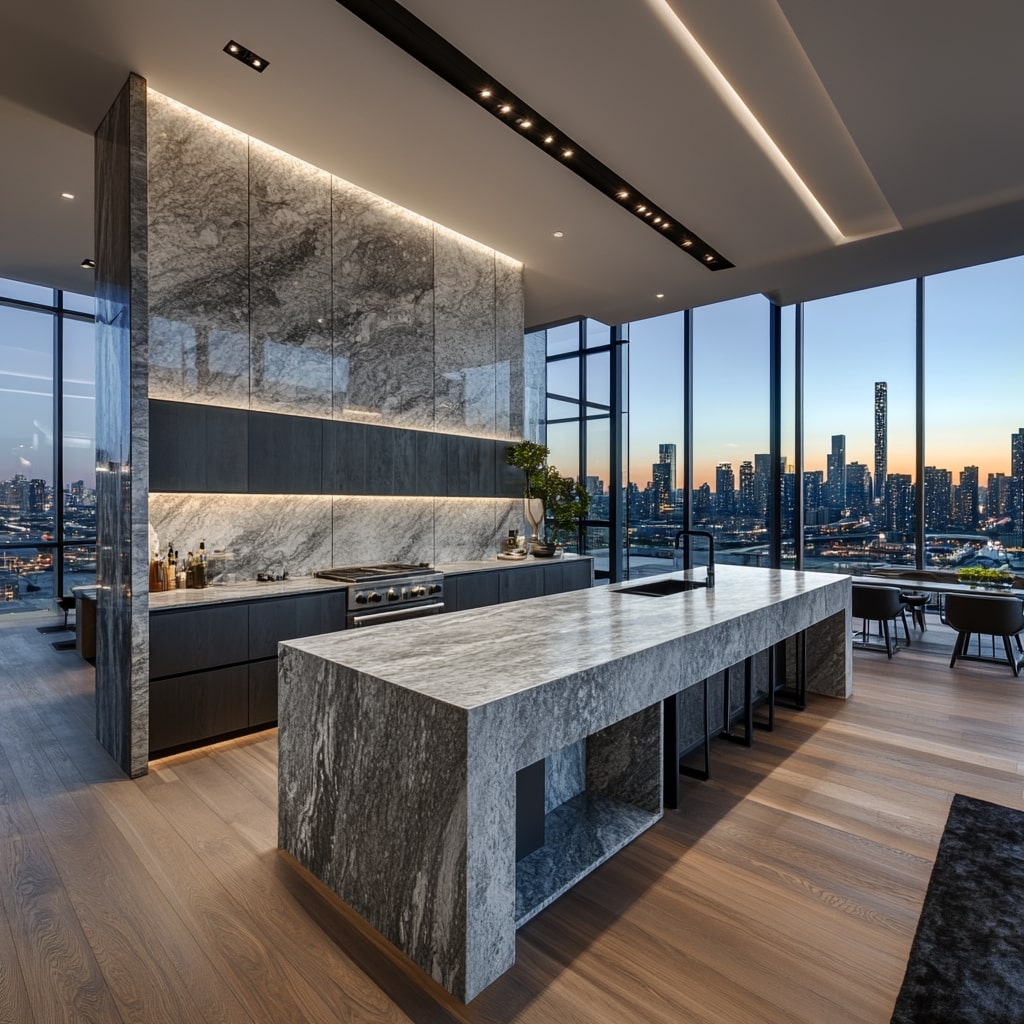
[445,558,593,613]
[148,589,346,756]
[149,665,250,753]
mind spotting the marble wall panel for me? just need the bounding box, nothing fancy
[249,141,333,418]
[495,254,525,440]
[523,329,547,443]
[434,228,496,436]
[148,93,250,408]
[495,499,527,548]
[332,182,435,428]
[330,496,435,567]
[433,499,503,563]
[95,74,150,779]
[149,494,332,579]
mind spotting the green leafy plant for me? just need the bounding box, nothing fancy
[505,440,549,500]
[506,441,591,545]
[956,566,1014,586]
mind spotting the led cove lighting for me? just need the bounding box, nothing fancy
[334,0,732,270]
[223,39,270,73]
[646,0,844,245]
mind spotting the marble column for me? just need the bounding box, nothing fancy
[94,73,150,778]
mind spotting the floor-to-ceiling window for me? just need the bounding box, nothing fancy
[924,256,1024,572]
[625,311,684,578]
[543,318,616,575]
[0,277,96,612]
[692,295,772,568]
[802,281,918,572]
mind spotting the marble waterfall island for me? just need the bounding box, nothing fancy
[277,565,851,1001]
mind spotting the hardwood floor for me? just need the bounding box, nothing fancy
[2,610,1022,1023]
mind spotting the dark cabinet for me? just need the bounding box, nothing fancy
[248,591,346,660]
[500,564,545,603]
[149,588,346,754]
[446,571,500,611]
[149,400,247,493]
[445,559,593,614]
[149,665,249,753]
[150,398,516,499]
[248,658,279,727]
[149,603,249,679]
[249,412,322,494]
[322,419,367,494]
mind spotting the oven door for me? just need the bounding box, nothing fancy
[347,601,445,628]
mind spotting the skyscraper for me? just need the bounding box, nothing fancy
[652,461,672,513]
[874,382,888,502]
[715,463,735,515]
[826,434,846,514]
[1012,428,1024,527]
[924,466,952,530]
[957,466,979,528]
[738,461,755,515]
[658,443,677,496]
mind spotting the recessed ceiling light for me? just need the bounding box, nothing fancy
[80,258,96,270]
[333,0,732,271]
[223,39,269,73]
[553,231,564,238]
[656,293,665,299]
[61,192,75,200]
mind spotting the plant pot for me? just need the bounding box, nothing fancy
[529,539,557,557]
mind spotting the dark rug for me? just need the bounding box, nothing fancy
[891,794,1024,1023]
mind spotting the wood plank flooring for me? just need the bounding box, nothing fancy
[2,611,1022,1023]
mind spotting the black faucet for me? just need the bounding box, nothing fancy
[674,529,715,589]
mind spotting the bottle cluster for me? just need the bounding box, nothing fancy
[149,540,208,592]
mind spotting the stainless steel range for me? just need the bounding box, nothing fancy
[314,563,444,627]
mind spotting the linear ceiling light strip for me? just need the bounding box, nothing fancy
[335,0,733,270]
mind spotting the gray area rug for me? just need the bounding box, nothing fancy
[891,794,1024,1023]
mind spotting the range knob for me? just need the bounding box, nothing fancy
[386,588,399,602]
[367,591,382,604]
[427,583,442,595]
[354,592,368,605]
[411,585,427,598]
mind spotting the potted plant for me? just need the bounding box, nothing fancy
[955,565,1015,589]
[505,440,549,544]
[505,442,591,555]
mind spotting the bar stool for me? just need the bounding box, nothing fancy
[721,651,778,746]
[900,592,929,631]
[663,678,711,810]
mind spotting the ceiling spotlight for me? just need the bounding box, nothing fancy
[223,39,269,72]
[332,0,732,271]
[656,293,665,299]
[80,258,96,270]
[61,192,75,200]
[704,254,716,262]
[553,231,564,238]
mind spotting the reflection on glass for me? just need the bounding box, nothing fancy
[546,323,581,356]
[63,543,97,594]
[547,357,579,400]
[0,303,55,543]
[63,317,96,540]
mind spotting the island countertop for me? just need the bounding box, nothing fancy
[278,564,851,1002]
[282,563,850,710]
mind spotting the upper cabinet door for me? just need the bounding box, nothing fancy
[248,412,323,494]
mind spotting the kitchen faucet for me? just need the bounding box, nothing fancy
[674,529,715,589]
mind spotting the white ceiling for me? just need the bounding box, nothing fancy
[2,0,1024,326]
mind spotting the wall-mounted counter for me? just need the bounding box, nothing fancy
[277,564,851,1001]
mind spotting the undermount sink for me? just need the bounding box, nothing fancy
[616,579,708,597]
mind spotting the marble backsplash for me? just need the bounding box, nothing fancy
[149,494,524,577]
